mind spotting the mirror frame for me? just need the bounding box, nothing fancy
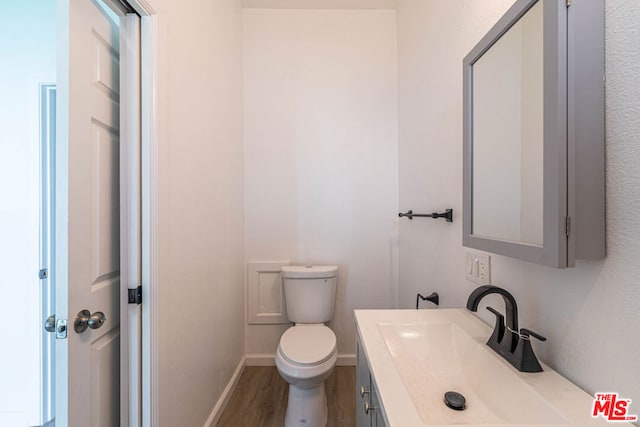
[463,0,568,267]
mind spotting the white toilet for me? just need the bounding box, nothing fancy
[275,265,338,427]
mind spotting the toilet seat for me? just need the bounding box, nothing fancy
[279,325,336,366]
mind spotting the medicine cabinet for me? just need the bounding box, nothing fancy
[462,0,604,268]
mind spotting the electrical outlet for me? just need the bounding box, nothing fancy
[465,251,491,285]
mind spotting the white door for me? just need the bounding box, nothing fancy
[56,0,122,425]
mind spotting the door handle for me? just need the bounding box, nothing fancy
[44,315,56,333]
[74,310,91,333]
[88,311,106,329]
[74,310,106,333]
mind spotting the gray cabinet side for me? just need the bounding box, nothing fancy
[567,0,606,264]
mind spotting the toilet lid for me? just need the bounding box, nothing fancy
[279,325,337,366]
[281,265,338,279]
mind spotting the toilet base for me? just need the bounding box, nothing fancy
[284,382,327,427]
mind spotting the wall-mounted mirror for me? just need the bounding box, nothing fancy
[472,0,543,246]
[463,0,605,268]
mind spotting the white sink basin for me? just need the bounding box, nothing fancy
[378,322,565,425]
[355,309,632,427]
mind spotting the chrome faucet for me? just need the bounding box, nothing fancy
[466,285,546,373]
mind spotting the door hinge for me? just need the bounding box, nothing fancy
[566,0,571,7]
[566,216,571,238]
[39,268,48,279]
[128,285,142,305]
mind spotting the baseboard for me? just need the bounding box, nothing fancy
[245,353,356,367]
[336,354,355,366]
[204,356,246,427]
[245,353,275,366]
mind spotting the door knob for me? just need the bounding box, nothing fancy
[44,315,56,333]
[88,311,106,329]
[74,309,91,333]
[74,310,107,333]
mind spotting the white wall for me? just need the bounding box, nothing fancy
[243,9,399,359]
[151,0,246,425]
[0,3,56,425]
[397,0,514,308]
[398,0,640,418]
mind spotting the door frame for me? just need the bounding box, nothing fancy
[124,1,159,426]
[105,0,159,425]
[40,83,57,427]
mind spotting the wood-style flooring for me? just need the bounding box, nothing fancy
[217,366,356,427]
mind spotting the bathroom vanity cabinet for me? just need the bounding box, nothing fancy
[462,0,604,268]
[356,337,388,427]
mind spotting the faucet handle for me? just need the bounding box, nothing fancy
[485,306,505,348]
[519,328,546,342]
[513,327,546,372]
[486,306,503,318]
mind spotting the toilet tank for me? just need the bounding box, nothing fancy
[282,265,338,324]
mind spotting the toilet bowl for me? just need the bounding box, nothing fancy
[275,324,338,427]
[276,265,339,427]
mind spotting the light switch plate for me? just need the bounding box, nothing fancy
[465,251,491,285]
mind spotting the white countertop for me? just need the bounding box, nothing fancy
[355,309,634,427]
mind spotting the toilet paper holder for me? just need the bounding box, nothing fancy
[416,292,440,309]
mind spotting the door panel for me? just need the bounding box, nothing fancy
[92,122,120,279]
[57,0,121,425]
[91,330,120,427]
